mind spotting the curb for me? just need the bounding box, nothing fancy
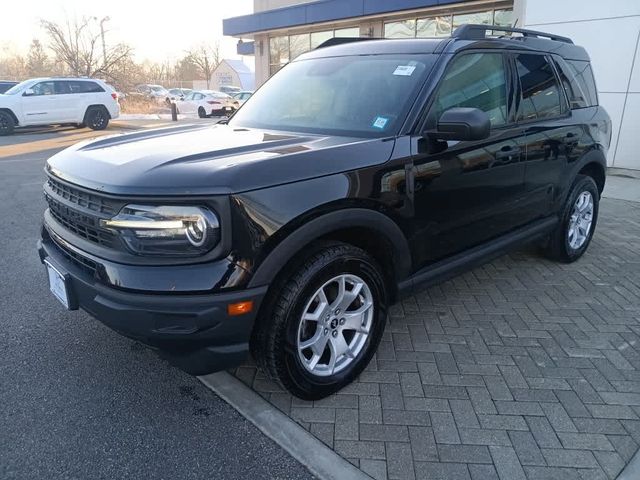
[199,372,372,480]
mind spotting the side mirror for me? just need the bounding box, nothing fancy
[23,88,35,97]
[428,107,490,142]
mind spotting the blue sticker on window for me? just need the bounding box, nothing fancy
[372,116,388,129]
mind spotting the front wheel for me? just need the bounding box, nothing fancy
[198,107,208,118]
[0,111,15,136]
[252,242,388,400]
[545,174,599,262]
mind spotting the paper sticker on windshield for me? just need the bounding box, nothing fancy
[372,116,389,129]
[393,65,416,76]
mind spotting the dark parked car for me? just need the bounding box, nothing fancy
[38,25,610,399]
[0,80,18,94]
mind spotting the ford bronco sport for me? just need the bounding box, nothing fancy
[38,25,611,399]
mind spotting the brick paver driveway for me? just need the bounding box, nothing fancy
[235,197,640,480]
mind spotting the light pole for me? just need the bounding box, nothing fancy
[99,16,110,66]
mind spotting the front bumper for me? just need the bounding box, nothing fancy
[38,227,267,375]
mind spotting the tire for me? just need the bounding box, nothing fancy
[198,107,208,118]
[251,242,388,400]
[0,111,15,136]
[85,106,109,130]
[545,174,599,263]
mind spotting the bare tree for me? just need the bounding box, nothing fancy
[40,17,133,82]
[0,56,26,80]
[26,39,50,77]
[185,43,220,89]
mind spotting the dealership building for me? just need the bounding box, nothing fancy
[224,0,640,170]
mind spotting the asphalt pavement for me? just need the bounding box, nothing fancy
[0,124,314,480]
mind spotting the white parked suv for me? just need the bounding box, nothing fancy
[0,77,120,135]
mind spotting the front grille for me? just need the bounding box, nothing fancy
[45,176,120,249]
[46,177,116,216]
[47,229,99,278]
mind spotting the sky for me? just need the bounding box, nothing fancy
[0,0,253,64]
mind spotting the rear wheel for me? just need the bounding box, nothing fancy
[198,107,208,118]
[252,242,388,400]
[85,106,109,130]
[0,111,15,136]
[545,175,599,262]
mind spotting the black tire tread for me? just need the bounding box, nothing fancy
[84,106,109,131]
[545,174,599,263]
[0,111,15,136]
[252,242,382,396]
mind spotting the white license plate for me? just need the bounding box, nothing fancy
[224,106,232,111]
[45,260,70,309]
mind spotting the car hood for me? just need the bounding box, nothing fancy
[46,123,395,195]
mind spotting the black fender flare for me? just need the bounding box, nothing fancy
[247,208,412,288]
[563,148,607,199]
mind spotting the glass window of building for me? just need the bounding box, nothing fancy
[384,19,416,38]
[290,33,311,60]
[384,9,513,39]
[493,9,513,26]
[334,27,360,37]
[310,30,334,49]
[452,11,493,29]
[269,36,289,75]
[416,16,452,37]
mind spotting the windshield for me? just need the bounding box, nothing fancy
[4,80,32,95]
[230,54,435,137]
[150,86,167,93]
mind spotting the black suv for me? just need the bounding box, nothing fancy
[38,25,610,399]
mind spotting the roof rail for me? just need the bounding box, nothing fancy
[452,24,573,44]
[315,37,378,49]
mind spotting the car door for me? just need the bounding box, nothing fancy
[53,81,81,122]
[21,81,61,124]
[179,92,197,113]
[194,93,208,112]
[409,51,528,266]
[514,53,585,220]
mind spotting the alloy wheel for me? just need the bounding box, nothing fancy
[296,274,374,377]
[567,191,594,250]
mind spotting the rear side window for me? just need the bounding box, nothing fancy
[67,81,105,94]
[554,57,598,108]
[515,54,564,121]
[429,52,509,128]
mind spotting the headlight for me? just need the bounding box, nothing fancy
[100,205,220,256]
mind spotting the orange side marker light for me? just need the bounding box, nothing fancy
[228,300,254,316]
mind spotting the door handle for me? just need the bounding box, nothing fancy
[493,146,521,165]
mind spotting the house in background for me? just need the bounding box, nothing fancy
[192,59,255,91]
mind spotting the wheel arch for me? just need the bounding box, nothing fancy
[577,159,606,195]
[84,104,111,120]
[247,208,412,302]
[0,108,19,125]
[561,149,607,204]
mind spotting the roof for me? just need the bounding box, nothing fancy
[299,34,590,62]
[223,59,253,74]
[216,59,256,91]
[223,0,476,36]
